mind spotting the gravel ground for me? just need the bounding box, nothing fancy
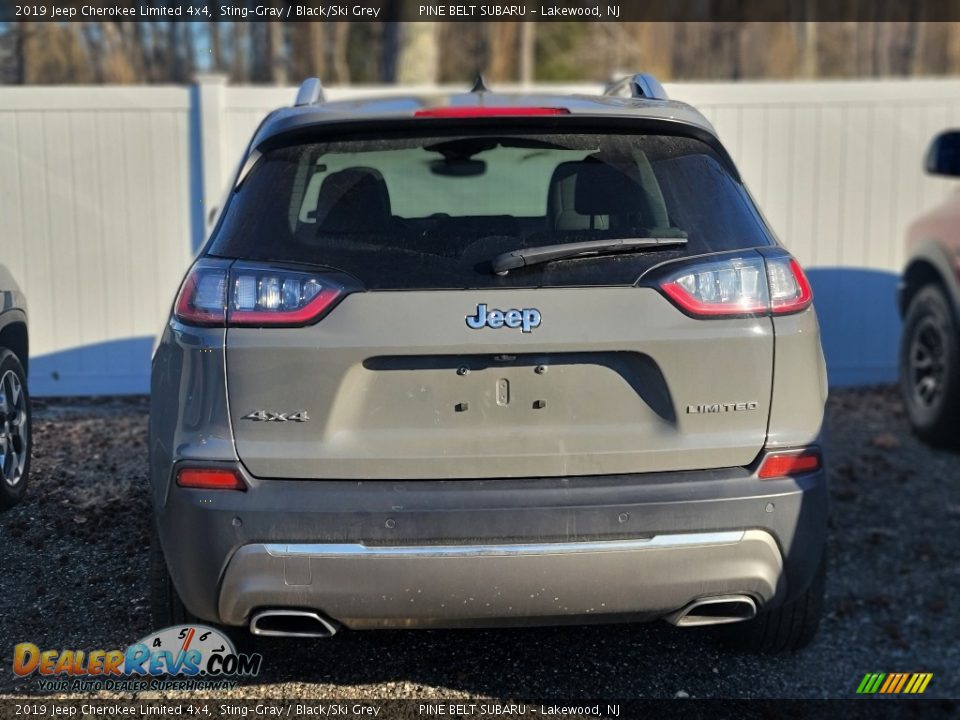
[1,387,958,700]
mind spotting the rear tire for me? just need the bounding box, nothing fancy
[149,525,256,651]
[900,284,960,447]
[720,553,826,654]
[149,524,196,626]
[0,349,31,511]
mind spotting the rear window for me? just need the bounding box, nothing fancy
[208,131,773,289]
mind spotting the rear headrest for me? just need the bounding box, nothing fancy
[315,167,392,234]
[547,162,596,231]
[572,162,647,216]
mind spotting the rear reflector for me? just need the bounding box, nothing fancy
[757,450,822,479]
[176,468,246,491]
[414,107,569,118]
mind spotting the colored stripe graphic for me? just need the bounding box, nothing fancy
[879,674,897,693]
[856,673,932,694]
[857,673,885,693]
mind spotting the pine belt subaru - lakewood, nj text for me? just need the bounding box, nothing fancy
[150,74,829,653]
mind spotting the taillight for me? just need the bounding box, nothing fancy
[173,259,229,326]
[228,266,345,326]
[174,261,352,328]
[661,256,768,316]
[414,107,569,118]
[767,257,813,314]
[659,254,813,318]
[757,449,822,479]
[176,468,246,491]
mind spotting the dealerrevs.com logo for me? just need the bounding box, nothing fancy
[13,625,262,692]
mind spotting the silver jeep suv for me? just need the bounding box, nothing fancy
[150,75,828,653]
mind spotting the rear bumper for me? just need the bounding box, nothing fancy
[155,462,827,629]
[219,530,783,628]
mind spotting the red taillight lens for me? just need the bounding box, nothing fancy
[174,260,229,326]
[173,262,351,328]
[661,256,769,317]
[757,449,822,479]
[176,468,246,491]
[659,254,813,318]
[414,107,569,118]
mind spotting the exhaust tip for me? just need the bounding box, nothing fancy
[250,609,339,638]
[667,595,757,627]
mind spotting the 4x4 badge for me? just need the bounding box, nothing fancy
[466,303,541,333]
[242,410,310,422]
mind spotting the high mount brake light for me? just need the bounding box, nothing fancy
[757,449,822,479]
[659,255,813,318]
[414,107,570,118]
[174,261,350,327]
[176,468,246,491]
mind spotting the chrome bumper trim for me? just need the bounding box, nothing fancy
[263,531,746,559]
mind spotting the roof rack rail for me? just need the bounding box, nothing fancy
[294,77,325,107]
[603,73,668,101]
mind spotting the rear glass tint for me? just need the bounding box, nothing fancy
[208,132,773,289]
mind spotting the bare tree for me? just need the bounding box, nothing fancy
[633,22,675,80]
[486,22,518,81]
[798,21,818,77]
[267,21,287,84]
[436,22,486,82]
[396,22,439,84]
[165,22,185,81]
[519,21,535,83]
[948,23,960,74]
[331,22,350,84]
[231,22,249,82]
[181,20,196,78]
[16,21,34,84]
[80,22,141,83]
[210,22,223,73]
[307,23,326,78]
[7,19,960,86]
[289,23,325,80]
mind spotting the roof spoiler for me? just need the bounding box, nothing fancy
[294,77,325,106]
[603,73,669,101]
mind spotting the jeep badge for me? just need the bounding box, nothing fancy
[466,303,541,333]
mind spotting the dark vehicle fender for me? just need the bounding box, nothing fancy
[0,309,29,375]
[900,239,960,318]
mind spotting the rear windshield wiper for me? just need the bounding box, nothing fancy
[490,237,688,275]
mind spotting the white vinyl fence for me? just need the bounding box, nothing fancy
[2,77,959,395]
[0,86,194,394]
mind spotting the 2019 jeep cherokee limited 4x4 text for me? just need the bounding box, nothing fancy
[150,75,828,653]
